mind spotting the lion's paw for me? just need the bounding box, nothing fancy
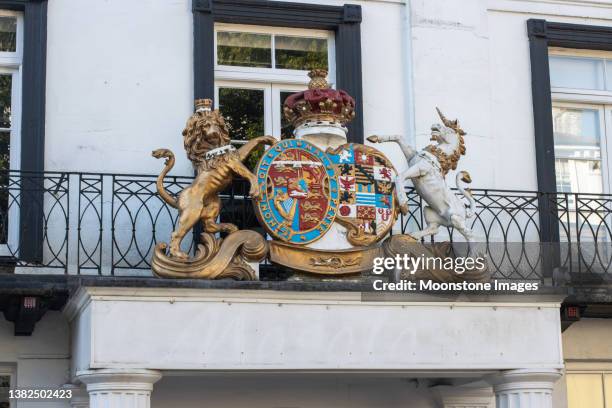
[264,136,277,145]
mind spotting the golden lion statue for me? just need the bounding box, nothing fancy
[152,98,276,261]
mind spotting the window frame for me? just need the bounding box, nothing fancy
[527,19,612,245]
[194,0,363,143]
[214,23,336,85]
[549,48,612,98]
[550,101,611,195]
[0,9,23,173]
[214,81,308,142]
[0,0,49,263]
[0,64,22,254]
[213,23,334,142]
[527,20,612,194]
[214,80,273,140]
[0,9,22,67]
[0,367,13,408]
[271,83,306,138]
[0,9,23,256]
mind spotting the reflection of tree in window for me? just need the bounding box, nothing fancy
[280,91,296,140]
[0,375,9,408]
[275,36,327,70]
[0,17,16,52]
[0,74,11,245]
[217,32,271,68]
[219,88,264,169]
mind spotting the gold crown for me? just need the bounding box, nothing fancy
[308,69,330,89]
[283,70,356,128]
[195,98,213,112]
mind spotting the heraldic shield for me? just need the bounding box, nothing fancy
[254,139,339,245]
[328,143,398,247]
[253,139,399,276]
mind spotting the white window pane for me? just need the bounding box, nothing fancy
[274,36,328,70]
[555,158,603,194]
[0,17,16,52]
[607,60,612,91]
[552,107,603,194]
[217,32,271,68]
[553,107,600,149]
[549,56,605,90]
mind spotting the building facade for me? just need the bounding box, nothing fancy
[1,0,611,407]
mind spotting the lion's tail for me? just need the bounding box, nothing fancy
[456,170,476,218]
[152,148,179,209]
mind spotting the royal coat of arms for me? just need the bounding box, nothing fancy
[149,69,487,281]
[251,70,400,275]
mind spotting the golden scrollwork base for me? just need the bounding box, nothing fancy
[269,240,383,275]
[383,235,490,283]
[151,231,268,280]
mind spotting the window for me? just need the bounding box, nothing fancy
[549,49,612,246]
[214,24,335,166]
[549,49,612,195]
[549,54,612,92]
[0,11,22,172]
[550,56,609,91]
[0,10,21,248]
[552,105,606,194]
[215,25,332,74]
[0,372,11,408]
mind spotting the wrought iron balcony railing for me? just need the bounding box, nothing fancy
[0,170,610,286]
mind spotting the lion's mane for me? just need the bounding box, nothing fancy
[182,110,231,165]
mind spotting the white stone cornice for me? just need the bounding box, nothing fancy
[510,0,612,7]
[63,286,93,322]
[488,0,612,19]
[64,285,566,308]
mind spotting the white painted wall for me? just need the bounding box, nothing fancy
[0,312,70,408]
[410,0,612,190]
[43,0,407,177]
[45,0,194,175]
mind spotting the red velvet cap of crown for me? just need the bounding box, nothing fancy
[283,69,356,127]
